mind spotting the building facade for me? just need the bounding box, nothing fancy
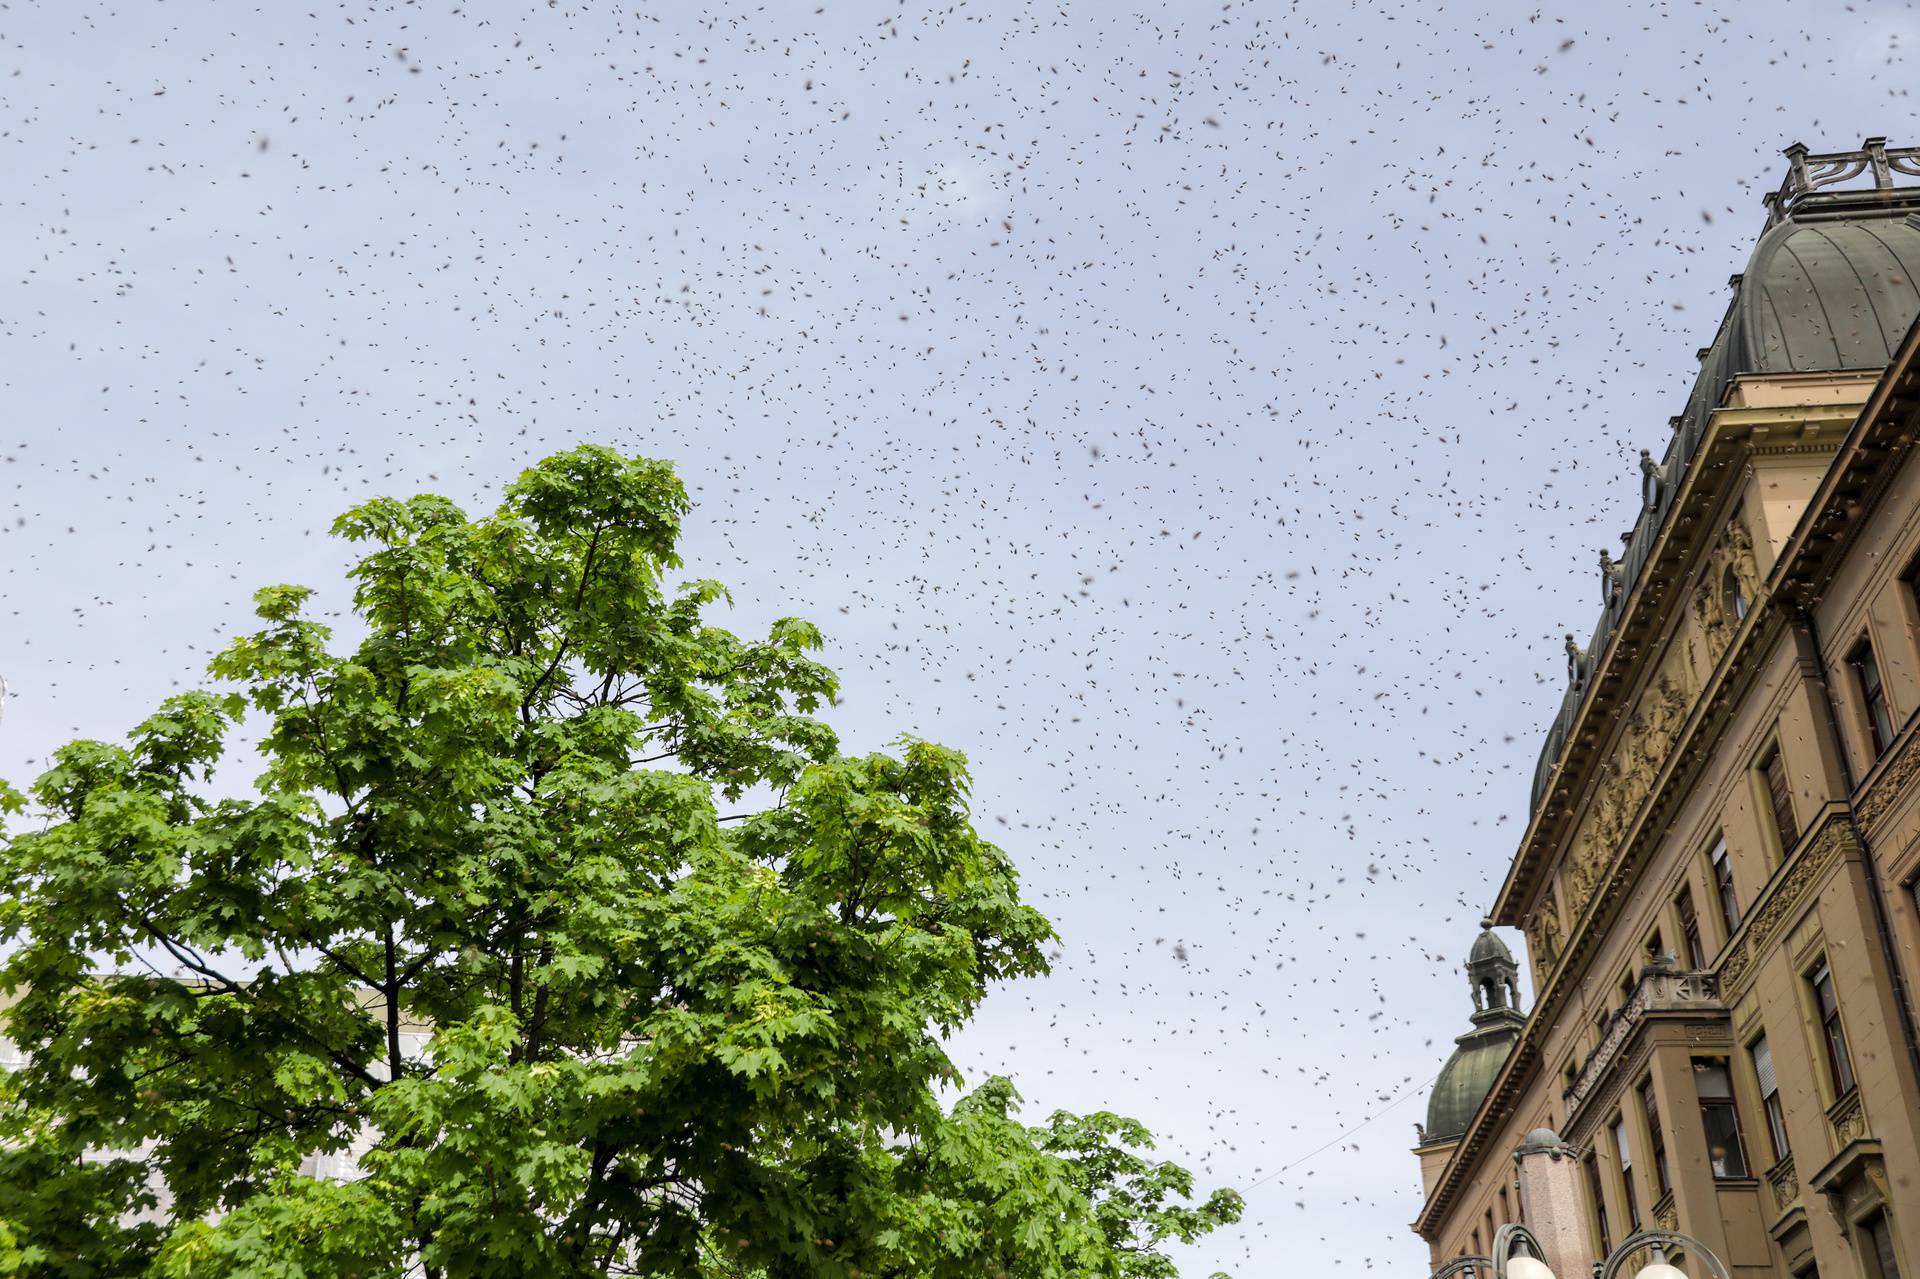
[1413,139,1920,1279]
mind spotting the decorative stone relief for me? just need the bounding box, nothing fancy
[1764,1154,1799,1218]
[1689,509,1761,670]
[1719,818,1850,990]
[1828,1088,1868,1146]
[1857,726,1920,826]
[1554,642,1701,927]
[1526,890,1564,982]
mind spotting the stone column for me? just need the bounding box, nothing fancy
[1513,1128,1594,1279]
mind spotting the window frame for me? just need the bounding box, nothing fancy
[1850,635,1896,759]
[1584,1149,1612,1256]
[1808,958,1857,1100]
[1691,1058,1749,1180]
[1708,835,1741,939]
[1675,882,1706,967]
[1758,742,1799,857]
[1749,1032,1789,1163]
[1862,1208,1903,1279]
[1611,1112,1640,1229]
[1639,1077,1672,1199]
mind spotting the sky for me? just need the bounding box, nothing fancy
[1,0,1915,1272]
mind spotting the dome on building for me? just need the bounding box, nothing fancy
[1736,211,1920,374]
[1468,922,1515,967]
[1421,923,1528,1146]
[1425,1030,1519,1144]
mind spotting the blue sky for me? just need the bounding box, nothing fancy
[2,0,1914,1271]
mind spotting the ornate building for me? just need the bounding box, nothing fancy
[1412,139,1920,1279]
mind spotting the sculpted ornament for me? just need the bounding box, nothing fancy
[1527,892,1564,979]
[1726,515,1762,610]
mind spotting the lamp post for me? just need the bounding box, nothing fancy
[1486,1223,1732,1279]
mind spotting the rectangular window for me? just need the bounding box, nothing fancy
[1585,1152,1612,1255]
[1640,1079,1672,1197]
[1676,884,1706,967]
[1852,639,1896,757]
[1866,1210,1903,1279]
[1710,837,1741,937]
[1811,959,1856,1097]
[1761,745,1798,854]
[1611,1113,1640,1228]
[1693,1060,1749,1179]
[1751,1034,1789,1161]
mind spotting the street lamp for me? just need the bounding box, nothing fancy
[1430,1258,1493,1279]
[1490,1225,1558,1279]
[1595,1231,1732,1279]
[1489,1224,1731,1279]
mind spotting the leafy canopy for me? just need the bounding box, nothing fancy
[0,446,1240,1278]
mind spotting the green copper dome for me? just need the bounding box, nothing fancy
[1425,1020,1522,1143]
[1423,923,1527,1145]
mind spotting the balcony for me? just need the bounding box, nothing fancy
[1564,962,1723,1118]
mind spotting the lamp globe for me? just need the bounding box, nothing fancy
[1504,1256,1558,1279]
[1634,1266,1689,1279]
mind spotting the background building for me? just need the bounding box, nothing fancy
[1414,139,1920,1279]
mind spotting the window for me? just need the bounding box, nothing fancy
[1640,1079,1672,1197]
[1676,884,1705,967]
[1864,1210,1903,1279]
[1644,928,1665,962]
[1751,1034,1789,1161]
[1710,837,1741,937]
[1498,1185,1510,1225]
[1692,1060,1748,1179]
[1611,1113,1640,1228]
[1584,1152,1612,1254]
[1810,959,1856,1097]
[1722,564,1751,624]
[1761,745,1798,854]
[1852,638,1895,758]
[1619,971,1636,1007]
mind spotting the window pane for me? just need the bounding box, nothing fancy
[1751,1035,1789,1160]
[1868,1211,1903,1279]
[1694,1062,1732,1099]
[1711,840,1741,933]
[1764,749,1798,850]
[1751,1037,1776,1095]
[1701,1101,1748,1178]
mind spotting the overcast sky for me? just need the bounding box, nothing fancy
[2,0,1915,1271]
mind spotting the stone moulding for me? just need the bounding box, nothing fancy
[1826,1087,1868,1146]
[1764,1153,1799,1219]
[1852,713,1920,828]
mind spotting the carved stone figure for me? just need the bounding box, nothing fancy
[1726,514,1762,610]
[1528,890,1564,979]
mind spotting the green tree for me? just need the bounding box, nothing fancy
[0,447,1240,1278]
